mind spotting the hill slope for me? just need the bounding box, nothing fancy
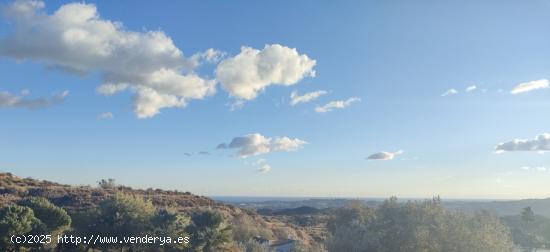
[0,172,316,245]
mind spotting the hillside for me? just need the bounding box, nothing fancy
[0,172,316,245]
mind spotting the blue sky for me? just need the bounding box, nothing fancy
[1,0,550,199]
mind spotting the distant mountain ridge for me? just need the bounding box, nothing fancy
[223,197,550,218]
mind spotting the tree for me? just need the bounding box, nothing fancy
[151,208,191,251]
[0,205,38,252]
[18,197,71,233]
[18,197,71,250]
[326,197,514,252]
[73,193,156,251]
[507,206,545,252]
[186,211,232,252]
[521,207,535,223]
[97,178,116,189]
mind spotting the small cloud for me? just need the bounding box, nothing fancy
[217,133,306,158]
[511,79,549,94]
[227,99,245,111]
[0,89,68,109]
[290,90,327,106]
[184,152,192,157]
[441,89,458,97]
[191,48,226,65]
[254,159,272,173]
[257,164,271,173]
[495,133,550,153]
[367,150,403,160]
[520,166,548,172]
[315,97,360,113]
[465,85,477,92]
[98,112,113,120]
[198,151,210,155]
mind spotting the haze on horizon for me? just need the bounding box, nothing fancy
[1,0,550,199]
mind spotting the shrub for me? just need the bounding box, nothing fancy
[326,197,514,252]
[18,196,71,233]
[186,211,232,252]
[0,205,38,251]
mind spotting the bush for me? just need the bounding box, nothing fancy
[0,205,38,251]
[186,211,232,252]
[326,197,514,252]
[237,239,272,252]
[72,193,156,251]
[232,214,273,242]
[18,196,71,233]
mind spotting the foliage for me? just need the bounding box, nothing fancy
[18,196,71,233]
[0,205,38,251]
[151,208,191,250]
[236,239,273,252]
[326,197,514,252]
[232,214,273,242]
[521,207,535,223]
[97,178,116,189]
[186,210,233,252]
[72,192,156,250]
[0,197,72,251]
[503,207,550,251]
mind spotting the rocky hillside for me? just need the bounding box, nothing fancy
[0,172,316,245]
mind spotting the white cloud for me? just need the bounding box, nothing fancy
[520,166,548,172]
[254,159,272,173]
[0,89,68,109]
[495,133,550,153]
[217,133,306,157]
[216,44,316,100]
[98,112,113,119]
[290,90,327,106]
[315,97,360,113]
[191,48,226,64]
[465,85,477,92]
[227,99,245,111]
[0,0,216,118]
[511,79,549,94]
[441,89,458,97]
[367,150,403,160]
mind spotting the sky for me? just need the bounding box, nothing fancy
[1,0,550,199]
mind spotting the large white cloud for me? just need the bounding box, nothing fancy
[217,133,307,158]
[216,44,316,100]
[510,79,549,94]
[495,133,550,153]
[290,90,327,106]
[0,0,216,118]
[0,89,68,109]
[315,97,360,113]
[367,150,403,160]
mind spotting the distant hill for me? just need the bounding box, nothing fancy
[444,198,550,218]
[223,197,550,218]
[273,206,321,215]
